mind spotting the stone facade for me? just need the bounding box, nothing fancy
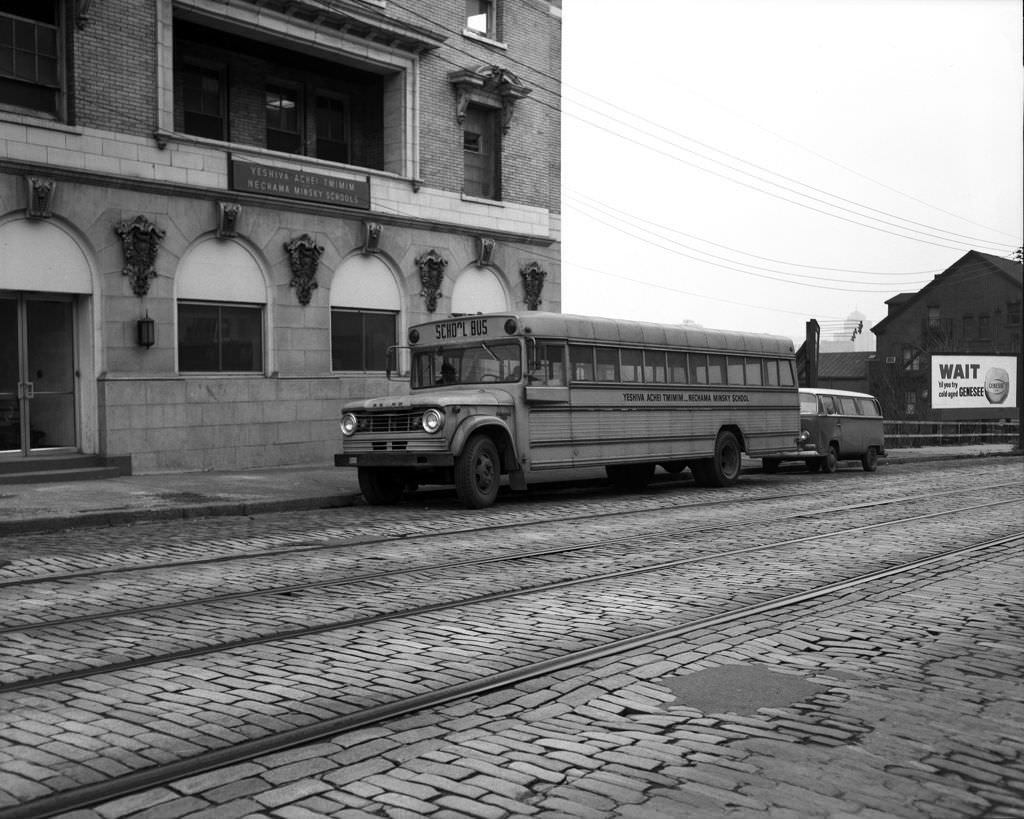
[0,0,562,472]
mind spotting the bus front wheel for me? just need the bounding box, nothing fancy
[358,468,405,505]
[695,431,742,487]
[455,434,501,508]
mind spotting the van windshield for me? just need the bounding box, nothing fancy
[412,341,522,388]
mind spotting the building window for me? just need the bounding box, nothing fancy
[463,104,500,200]
[315,93,349,163]
[962,315,974,340]
[978,314,990,340]
[465,0,496,37]
[331,308,396,371]
[266,83,302,154]
[902,346,920,371]
[926,306,941,329]
[904,391,916,416]
[178,302,263,372]
[181,61,226,140]
[1007,301,1021,326]
[0,1,60,118]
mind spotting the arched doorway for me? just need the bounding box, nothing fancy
[0,219,93,456]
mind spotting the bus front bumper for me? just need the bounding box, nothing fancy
[335,452,456,468]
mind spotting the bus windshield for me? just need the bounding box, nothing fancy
[412,341,523,388]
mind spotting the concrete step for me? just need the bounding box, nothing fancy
[0,465,124,485]
[0,454,130,485]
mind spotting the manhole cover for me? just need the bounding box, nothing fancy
[662,663,825,715]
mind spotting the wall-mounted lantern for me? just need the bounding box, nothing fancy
[137,313,155,349]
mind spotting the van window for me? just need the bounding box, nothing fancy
[819,395,838,415]
[838,396,859,415]
[856,397,881,417]
[799,393,818,414]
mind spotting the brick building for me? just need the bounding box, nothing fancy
[0,0,562,473]
[868,250,1022,421]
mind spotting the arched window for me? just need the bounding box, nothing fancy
[330,255,401,371]
[176,239,267,373]
[450,266,508,315]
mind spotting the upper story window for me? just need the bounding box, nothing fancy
[0,1,61,119]
[266,83,302,154]
[926,306,941,329]
[978,314,991,340]
[181,61,226,140]
[463,104,500,200]
[465,0,497,38]
[315,93,349,164]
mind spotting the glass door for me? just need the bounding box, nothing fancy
[0,295,77,455]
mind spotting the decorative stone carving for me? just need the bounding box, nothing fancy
[76,0,94,29]
[476,236,495,267]
[449,65,532,134]
[26,176,56,219]
[363,221,382,254]
[284,234,324,306]
[520,261,547,311]
[217,202,241,238]
[114,215,165,297]
[416,249,448,313]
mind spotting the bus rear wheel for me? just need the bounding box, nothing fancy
[695,431,742,487]
[358,468,405,505]
[455,434,500,508]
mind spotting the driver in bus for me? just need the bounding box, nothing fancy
[437,361,456,385]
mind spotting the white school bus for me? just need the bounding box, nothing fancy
[336,312,800,508]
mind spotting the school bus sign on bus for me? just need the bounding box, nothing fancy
[931,355,1017,411]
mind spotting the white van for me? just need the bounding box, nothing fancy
[762,388,886,473]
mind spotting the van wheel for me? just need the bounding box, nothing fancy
[358,468,405,505]
[606,463,655,490]
[455,434,500,508]
[861,447,879,472]
[821,444,839,474]
[697,431,742,487]
[762,458,780,474]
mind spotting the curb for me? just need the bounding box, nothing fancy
[1,449,1018,536]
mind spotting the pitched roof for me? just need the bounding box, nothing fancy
[818,351,873,379]
[871,250,1023,335]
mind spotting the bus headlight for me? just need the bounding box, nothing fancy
[340,413,359,437]
[422,408,444,433]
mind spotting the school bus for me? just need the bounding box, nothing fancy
[336,312,800,508]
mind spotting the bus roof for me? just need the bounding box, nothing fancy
[413,312,796,357]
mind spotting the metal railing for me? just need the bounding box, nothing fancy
[884,420,1019,448]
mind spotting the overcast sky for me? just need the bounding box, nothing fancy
[559,0,1023,347]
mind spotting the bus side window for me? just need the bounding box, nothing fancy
[533,341,567,385]
[745,357,762,385]
[644,350,667,383]
[707,354,726,384]
[595,347,619,382]
[690,353,708,384]
[621,348,643,383]
[727,356,744,385]
[764,359,780,386]
[570,344,594,382]
[780,360,796,386]
[667,351,688,383]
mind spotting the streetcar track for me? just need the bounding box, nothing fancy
[2,497,1018,694]
[5,531,1019,819]
[1,484,1018,636]
[1,478,1016,587]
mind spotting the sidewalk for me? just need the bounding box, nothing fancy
[0,444,1018,535]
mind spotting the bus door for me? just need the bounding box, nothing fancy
[524,339,573,469]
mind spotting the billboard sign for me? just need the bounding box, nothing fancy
[932,355,1017,409]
